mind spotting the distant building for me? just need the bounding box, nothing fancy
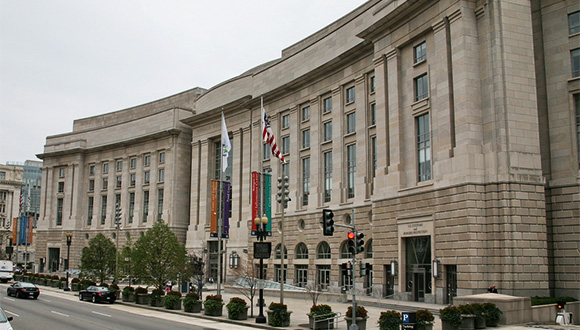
[37,0,580,303]
[0,164,24,259]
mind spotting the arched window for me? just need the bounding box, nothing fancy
[340,240,354,259]
[295,243,308,259]
[275,244,288,259]
[317,242,331,259]
[365,239,373,258]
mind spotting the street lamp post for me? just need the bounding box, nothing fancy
[255,214,269,324]
[64,233,72,291]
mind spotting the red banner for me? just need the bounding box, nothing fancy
[251,172,259,235]
[210,180,218,236]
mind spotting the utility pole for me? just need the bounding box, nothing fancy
[114,203,121,284]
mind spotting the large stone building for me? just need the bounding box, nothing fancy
[0,164,25,256]
[37,0,580,303]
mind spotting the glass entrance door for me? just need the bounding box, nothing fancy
[405,235,432,301]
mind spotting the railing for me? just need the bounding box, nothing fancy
[313,312,342,330]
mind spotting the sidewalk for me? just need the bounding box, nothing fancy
[39,283,552,330]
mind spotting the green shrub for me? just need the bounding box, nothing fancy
[163,294,180,308]
[378,310,402,330]
[167,290,182,297]
[134,286,148,294]
[482,303,502,326]
[122,286,134,293]
[416,309,435,330]
[346,305,368,318]
[183,292,200,309]
[268,302,290,327]
[439,306,462,328]
[71,278,80,284]
[531,296,578,306]
[204,295,224,313]
[226,297,247,318]
[310,304,336,320]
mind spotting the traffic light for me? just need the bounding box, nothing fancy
[360,262,372,277]
[355,232,365,254]
[347,232,356,254]
[277,176,290,207]
[557,301,566,310]
[322,209,334,236]
[341,262,353,278]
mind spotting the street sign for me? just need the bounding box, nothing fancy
[254,242,272,259]
[402,312,416,330]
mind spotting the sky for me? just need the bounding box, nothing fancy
[0,0,365,165]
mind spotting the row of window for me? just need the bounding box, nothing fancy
[84,189,164,227]
[86,168,165,192]
[87,151,165,176]
[275,240,373,260]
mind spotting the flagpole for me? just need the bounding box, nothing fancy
[217,111,224,297]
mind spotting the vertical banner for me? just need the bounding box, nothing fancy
[12,218,17,245]
[222,181,231,239]
[251,172,260,235]
[263,173,272,235]
[20,215,26,244]
[28,216,33,244]
[210,180,218,237]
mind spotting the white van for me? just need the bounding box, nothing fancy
[0,261,14,283]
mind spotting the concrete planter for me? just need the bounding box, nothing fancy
[461,315,475,330]
[204,306,223,316]
[346,316,368,330]
[184,301,202,313]
[136,293,150,305]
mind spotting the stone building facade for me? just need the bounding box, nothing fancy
[38,0,579,303]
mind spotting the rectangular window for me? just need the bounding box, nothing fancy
[302,106,310,121]
[0,172,4,181]
[89,179,95,192]
[324,151,332,203]
[130,158,137,169]
[103,163,109,174]
[415,73,429,101]
[370,76,376,93]
[263,143,271,160]
[347,144,356,198]
[346,86,355,104]
[371,136,377,178]
[130,173,136,187]
[575,94,580,166]
[143,190,149,223]
[144,171,150,184]
[323,121,332,142]
[570,11,580,35]
[323,96,332,113]
[89,165,95,176]
[159,151,165,163]
[102,178,108,190]
[370,103,376,126]
[302,157,310,206]
[158,169,165,183]
[101,195,107,225]
[414,41,427,63]
[282,114,290,129]
[128,192,135,224]
[144,155,151,167]
[347,112,356,134]
[282,136,290,154]
[572,48,580,78]
[417,113,432,182]
[116,160,122,172]
[56,198,63,226]
[59,168,65,178]
[58,182,64,193]
[302,129,310,149]
[116,176,122,189]
[87,197,93,226]
[157,188,164,221]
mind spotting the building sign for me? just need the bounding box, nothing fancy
[398,220,433,237]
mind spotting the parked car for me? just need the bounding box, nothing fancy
[0,307,13,330]
[0,261,13,283]
[6,282,39,299]
[78,286,116,304]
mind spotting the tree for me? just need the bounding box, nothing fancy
[118,233,134,284]
[80,233,116,283]
[131,220,188,289]
[229,253,260,317]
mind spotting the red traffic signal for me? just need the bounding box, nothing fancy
[347,232,355,239]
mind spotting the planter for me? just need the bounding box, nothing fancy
[184,301,202,313]
[442,320,460,330]
[150,296,164,307]
[308,314,334,329]
[71,283,79,291]
[136,293,150,305]
[51,280,60,287]
[346,316,368,330]
[267,309,292,327]
[204,306,223,316]
[474,317,486,329]
[421,323,434,330]
[166,299,181,310]
[228,306,249,320]
[461,315,475,330]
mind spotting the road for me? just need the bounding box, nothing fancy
[0,284,253,330]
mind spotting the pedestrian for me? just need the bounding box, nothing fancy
[197,280,203,297]
[487,285,498,293]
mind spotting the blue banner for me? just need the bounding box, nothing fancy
[20,215,26,244]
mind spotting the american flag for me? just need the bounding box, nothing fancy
[262,105,285,163]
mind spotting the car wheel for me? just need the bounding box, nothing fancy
[33,296,38,300]
[79,294,83,301]
[16,291,20,299]
[6,290,10,297]
[91,295,97,303]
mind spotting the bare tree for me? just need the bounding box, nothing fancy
[306,283,322,306]
[229,253,260,317]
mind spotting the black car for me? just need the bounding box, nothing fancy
[7,282,40,299]
[78,286,117,304]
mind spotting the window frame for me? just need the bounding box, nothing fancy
[301,105,310,121]
[282,114,290,129]
[572,48,580,78]
[414,41,427,63]
[414,73,429,101]
[346,86,356,104]
[323,96,332,113]
[302,129,310,149]
[417,113,432,182]
[569,11,580,35]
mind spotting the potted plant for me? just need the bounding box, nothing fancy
[122,286,135,302]
[71,278,80,291]
[347,305,369,330]
[458,304,476,330]
[226,297,249,320]
[440,306,462,330]
[267,302,292,327]
[183,292,202,313]
[482,303,502,327]
[135,286,150,305]
[204,295,224,316]
[150,288,165,307]
[377,310,401,330]
[416,309,435,330]
[470,303,486,329]
[163,290,182,310]
[308,304,336,329]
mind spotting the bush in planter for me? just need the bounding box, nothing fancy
[268,302,291,327]
[226,297,248,320]
[122,286,135,301]
[110,284,119,292]
[482,303,502,327]
[134,286,149,304]
[150,288,165,307]
[309,304,336,329]
[183,292,201,313]
[163,291,182,309]
[378,310,402,330]
[79,279,95,290]
[440,305,463,329]
[415,309,435,330]
[347,305,368,319]
[470,303,486,329]
[204,295,224,316]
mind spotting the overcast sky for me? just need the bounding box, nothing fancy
[0,0,365,165]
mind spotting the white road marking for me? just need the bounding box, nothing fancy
[4,297,14,302]
[51,310,69,317]
[91,311,112,317]
[4,310,18,317]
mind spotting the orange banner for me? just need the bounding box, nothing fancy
[11,217,17,245]
[210,180,218,236]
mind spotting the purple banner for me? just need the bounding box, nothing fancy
[223,181,231,239]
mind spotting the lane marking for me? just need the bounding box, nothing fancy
[4,310,18,317]
[51,311,70,317]
[91,311,112,318]
[4,297,15,302]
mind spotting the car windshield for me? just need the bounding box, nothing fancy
[20,282,35,288]
[97,287,110,292]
